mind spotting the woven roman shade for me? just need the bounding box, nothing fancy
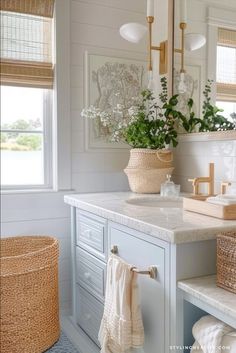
[217,83,236,102]
[217,28,236,102]
[218,28,236,48]
[0,0,55,88]
[0,0,54,18]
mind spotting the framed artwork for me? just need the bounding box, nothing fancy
[84,50,147,150]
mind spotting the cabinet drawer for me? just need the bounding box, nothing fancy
[77,285,104,347]
[76,247,106,301]
[76,210,107,261]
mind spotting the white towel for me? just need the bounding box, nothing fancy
[98,254,144,353]
[191,315,236,353]
[206,195,236,206]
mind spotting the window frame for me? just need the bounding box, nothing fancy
[207,7,236,103]
[1,0,71,193]
[0,87,53,190]
[216,42,236,103]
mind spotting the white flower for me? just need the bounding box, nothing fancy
[128,106,138,117]
[81,105,101,119]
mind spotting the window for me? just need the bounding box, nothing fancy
[0,0,54,190]
[1,86,52,187]
[216,28,236,123]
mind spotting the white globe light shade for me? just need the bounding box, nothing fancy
[185,33,206,51]
[119,23,147,43]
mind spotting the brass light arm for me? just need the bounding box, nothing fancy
[146,16,186,75]
[147,16,154,71]
[180,22,186,73]
[174,22,187,73]
[151,46,161,50]
[174,49,182,53]
[146,16,167,75]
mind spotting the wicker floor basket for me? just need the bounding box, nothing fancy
[217,231,236,294]
[0,236,60,353]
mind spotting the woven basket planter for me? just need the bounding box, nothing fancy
[124,167,174,193]
[126,148,173,169]
[125,148,174,193]
[0,236,60,353]
[217,231,236,294]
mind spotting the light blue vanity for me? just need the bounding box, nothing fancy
[64,193,236,353]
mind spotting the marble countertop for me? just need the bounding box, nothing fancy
[64,192,236,244]
[178,275,236,327]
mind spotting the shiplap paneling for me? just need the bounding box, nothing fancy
[72,0,146,14]
[71,43,147,65]
[71,1,145,27]
[71,22,146,51]
[1,204,71,309]
[1,192,69,223]
[70,0,147,193]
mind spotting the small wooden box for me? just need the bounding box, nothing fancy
[183,195,236,220]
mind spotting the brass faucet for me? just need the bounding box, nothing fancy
[221,181,231,195]
[188,163,215,196]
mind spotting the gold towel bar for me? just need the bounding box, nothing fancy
[111,245,158,279]
[131,266,158,279]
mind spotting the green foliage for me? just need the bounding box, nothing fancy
[178,98,202,133]
[0,118,42,151]
[0,132,7,143]
[179,80,235,133]
[1,118,41,131]
[123,77,181,149]
[16,135,41,150]
[200,80,235,132]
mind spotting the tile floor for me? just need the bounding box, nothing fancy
[46,332,80,353]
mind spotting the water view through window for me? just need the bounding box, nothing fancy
[1,86,45,186]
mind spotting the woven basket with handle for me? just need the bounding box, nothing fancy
[217,231,236,294]
[126,148,173,169]
[0,236,60,353]
[124,167,174,193]
[125,148,174,193]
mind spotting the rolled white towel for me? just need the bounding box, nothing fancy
[190,315,236,353]
[192,332,236,353]
[206,194,236,206]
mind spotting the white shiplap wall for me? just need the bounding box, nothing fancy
[70,0,147,192]
[1,192,71,311]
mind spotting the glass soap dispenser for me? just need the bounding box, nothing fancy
[160,174,180,197]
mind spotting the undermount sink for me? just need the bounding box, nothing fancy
[126,196,183,208]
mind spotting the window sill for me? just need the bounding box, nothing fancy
[1,188,75,195]
[178,130,236,142]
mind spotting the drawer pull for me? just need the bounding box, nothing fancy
[84,272,91,280]
[111,245,158,279]
[111,245,118,254]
